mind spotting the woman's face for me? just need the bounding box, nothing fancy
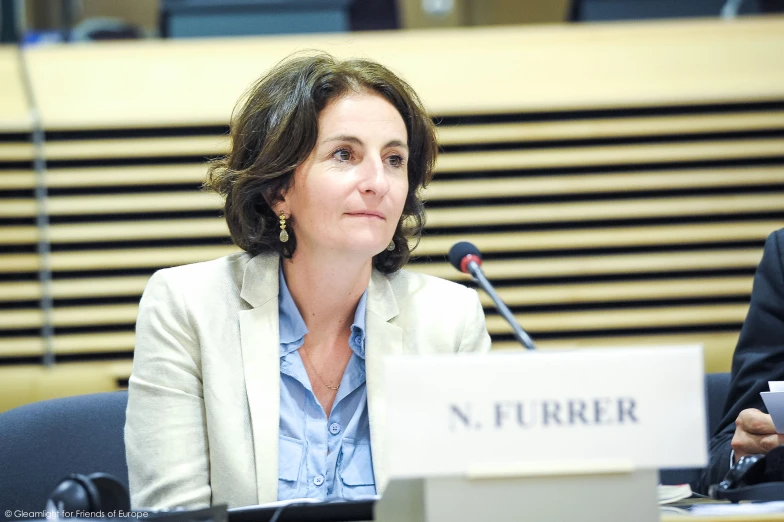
[279,91,410,261]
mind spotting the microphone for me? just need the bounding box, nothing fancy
[448,241,535,350]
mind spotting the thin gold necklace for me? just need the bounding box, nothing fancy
[300,346,339,391]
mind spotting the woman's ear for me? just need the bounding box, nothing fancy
[265,190,288,217]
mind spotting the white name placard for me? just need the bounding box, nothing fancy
[384,345,707,479]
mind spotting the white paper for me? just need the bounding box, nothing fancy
[690,501,784,515]
[658,484,692,504]
[761,391,784,433]
[769,381,784,392]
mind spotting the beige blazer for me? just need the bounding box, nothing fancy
[125,252,491,509]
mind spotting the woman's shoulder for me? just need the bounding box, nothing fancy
[381,269,489,351]
[145,251,254,298]
[385,268,476,303]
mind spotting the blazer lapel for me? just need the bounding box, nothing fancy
[365,270,403,494]
[238,253,281,504]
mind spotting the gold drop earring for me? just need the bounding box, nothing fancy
[279,212,289,243]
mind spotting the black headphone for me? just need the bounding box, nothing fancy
[710,445,784,502]
[45,473,130,517]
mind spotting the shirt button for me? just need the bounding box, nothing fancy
[329,422,341,435]
[313,474,325,486]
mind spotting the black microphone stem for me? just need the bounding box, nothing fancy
[466,261,536,351]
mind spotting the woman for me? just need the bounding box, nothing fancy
[125,52,491,509]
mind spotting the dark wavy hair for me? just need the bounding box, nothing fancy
[204,52,438,273]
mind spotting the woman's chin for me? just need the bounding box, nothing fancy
[341,240,390,258]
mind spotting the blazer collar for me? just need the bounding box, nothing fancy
[365,269,403,494]
[367,268,399,322]
[238,252,281,504]
[240,252,279,308]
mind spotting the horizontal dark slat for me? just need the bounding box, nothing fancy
[485,303,748,335]
[45,164,206,188]
[417,221,782,255]
[411,248,764,280]
[42,136,228,160]
[423,166,784,200]
[425,194,784,228]
[436,111,784,145]
[435,138,784,172]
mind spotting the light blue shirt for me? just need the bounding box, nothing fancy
[277,268,376,501]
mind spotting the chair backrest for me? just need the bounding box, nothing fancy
[0,391,128,516]
[659,372,731,486]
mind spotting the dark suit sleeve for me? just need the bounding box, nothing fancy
[696,229,784,493]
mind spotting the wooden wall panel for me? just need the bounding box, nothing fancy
[2,18,784,410]
[0,47,39,363]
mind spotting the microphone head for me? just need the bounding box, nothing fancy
[448,241,482,273]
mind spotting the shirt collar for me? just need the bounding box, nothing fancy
[278,268,309,356]
[278,267,368,359]
[350,290,368,359]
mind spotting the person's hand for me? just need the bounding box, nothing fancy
[731,408,784,463]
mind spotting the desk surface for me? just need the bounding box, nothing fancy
[662,498,784,521]
[226,499,784,522]
[228,500,373,522]
[661,513,784,522]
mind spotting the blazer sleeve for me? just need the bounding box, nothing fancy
[125,270,212,509]
[457,288,492,354]
[697,229,784,493]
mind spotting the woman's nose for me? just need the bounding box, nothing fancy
[359,156,390,196]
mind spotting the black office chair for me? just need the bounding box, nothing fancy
[0,391,129,517]
[659,372,732,486]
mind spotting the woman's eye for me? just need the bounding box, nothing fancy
[387,155,405,168]
[333,148,351,162]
